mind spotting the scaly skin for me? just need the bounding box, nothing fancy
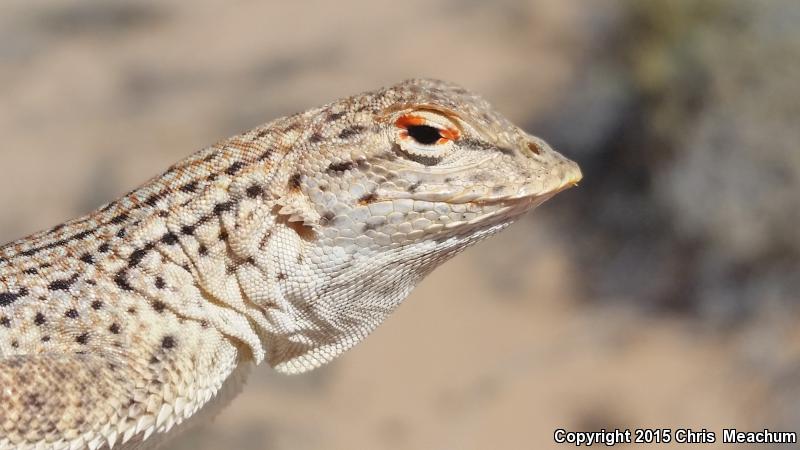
[0,79,581,449]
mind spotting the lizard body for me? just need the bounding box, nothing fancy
[0,79,581,449]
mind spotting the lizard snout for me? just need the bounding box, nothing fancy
[522,135,583,191]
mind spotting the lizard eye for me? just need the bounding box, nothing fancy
[394,111,461,162]
[406,124,442,145]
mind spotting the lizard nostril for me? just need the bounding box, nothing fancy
[527,141,542,155]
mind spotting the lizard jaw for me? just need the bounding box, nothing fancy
[474,159,583,206]
[384,158,582,207]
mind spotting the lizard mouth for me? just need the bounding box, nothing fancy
[419,159,582,207]
[475,170,582,207]
[375,161,582,207]
[392,163,583,237]
[439,161,582,232]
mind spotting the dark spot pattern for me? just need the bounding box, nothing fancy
[246,185,263,198]
[161,335,175,349]
[180,181,198,193]
[0,288,28,307]
[225,161,245,175]
[110,213,129,225]
[144,191,166,206]
[327,161,355,173]
[288,173,302,190]
[258,148,273,161]
[326,111,346,122]
[48,275,78,291]
[114,271,134,291]
[213,202,233,215]
[34,312,46,326]
[65,309,79,319]
[128,248,148,267]
[338,125,366,139]
[161,232,179,245]
[358,192,378,205]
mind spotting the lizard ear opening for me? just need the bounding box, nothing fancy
[274,184,322,239]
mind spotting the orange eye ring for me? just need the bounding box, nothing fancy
[395,114,461,146]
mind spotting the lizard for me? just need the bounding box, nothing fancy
[0,78,581,450]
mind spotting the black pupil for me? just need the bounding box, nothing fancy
[407,125,442,145]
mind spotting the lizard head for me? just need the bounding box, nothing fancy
[266,79,581,373]
[295,78,582,247]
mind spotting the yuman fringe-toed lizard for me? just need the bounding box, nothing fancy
[0,79,581,449]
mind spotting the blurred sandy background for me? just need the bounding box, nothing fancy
[1,1,799,449]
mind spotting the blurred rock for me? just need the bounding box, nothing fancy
[539,0,800,325]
